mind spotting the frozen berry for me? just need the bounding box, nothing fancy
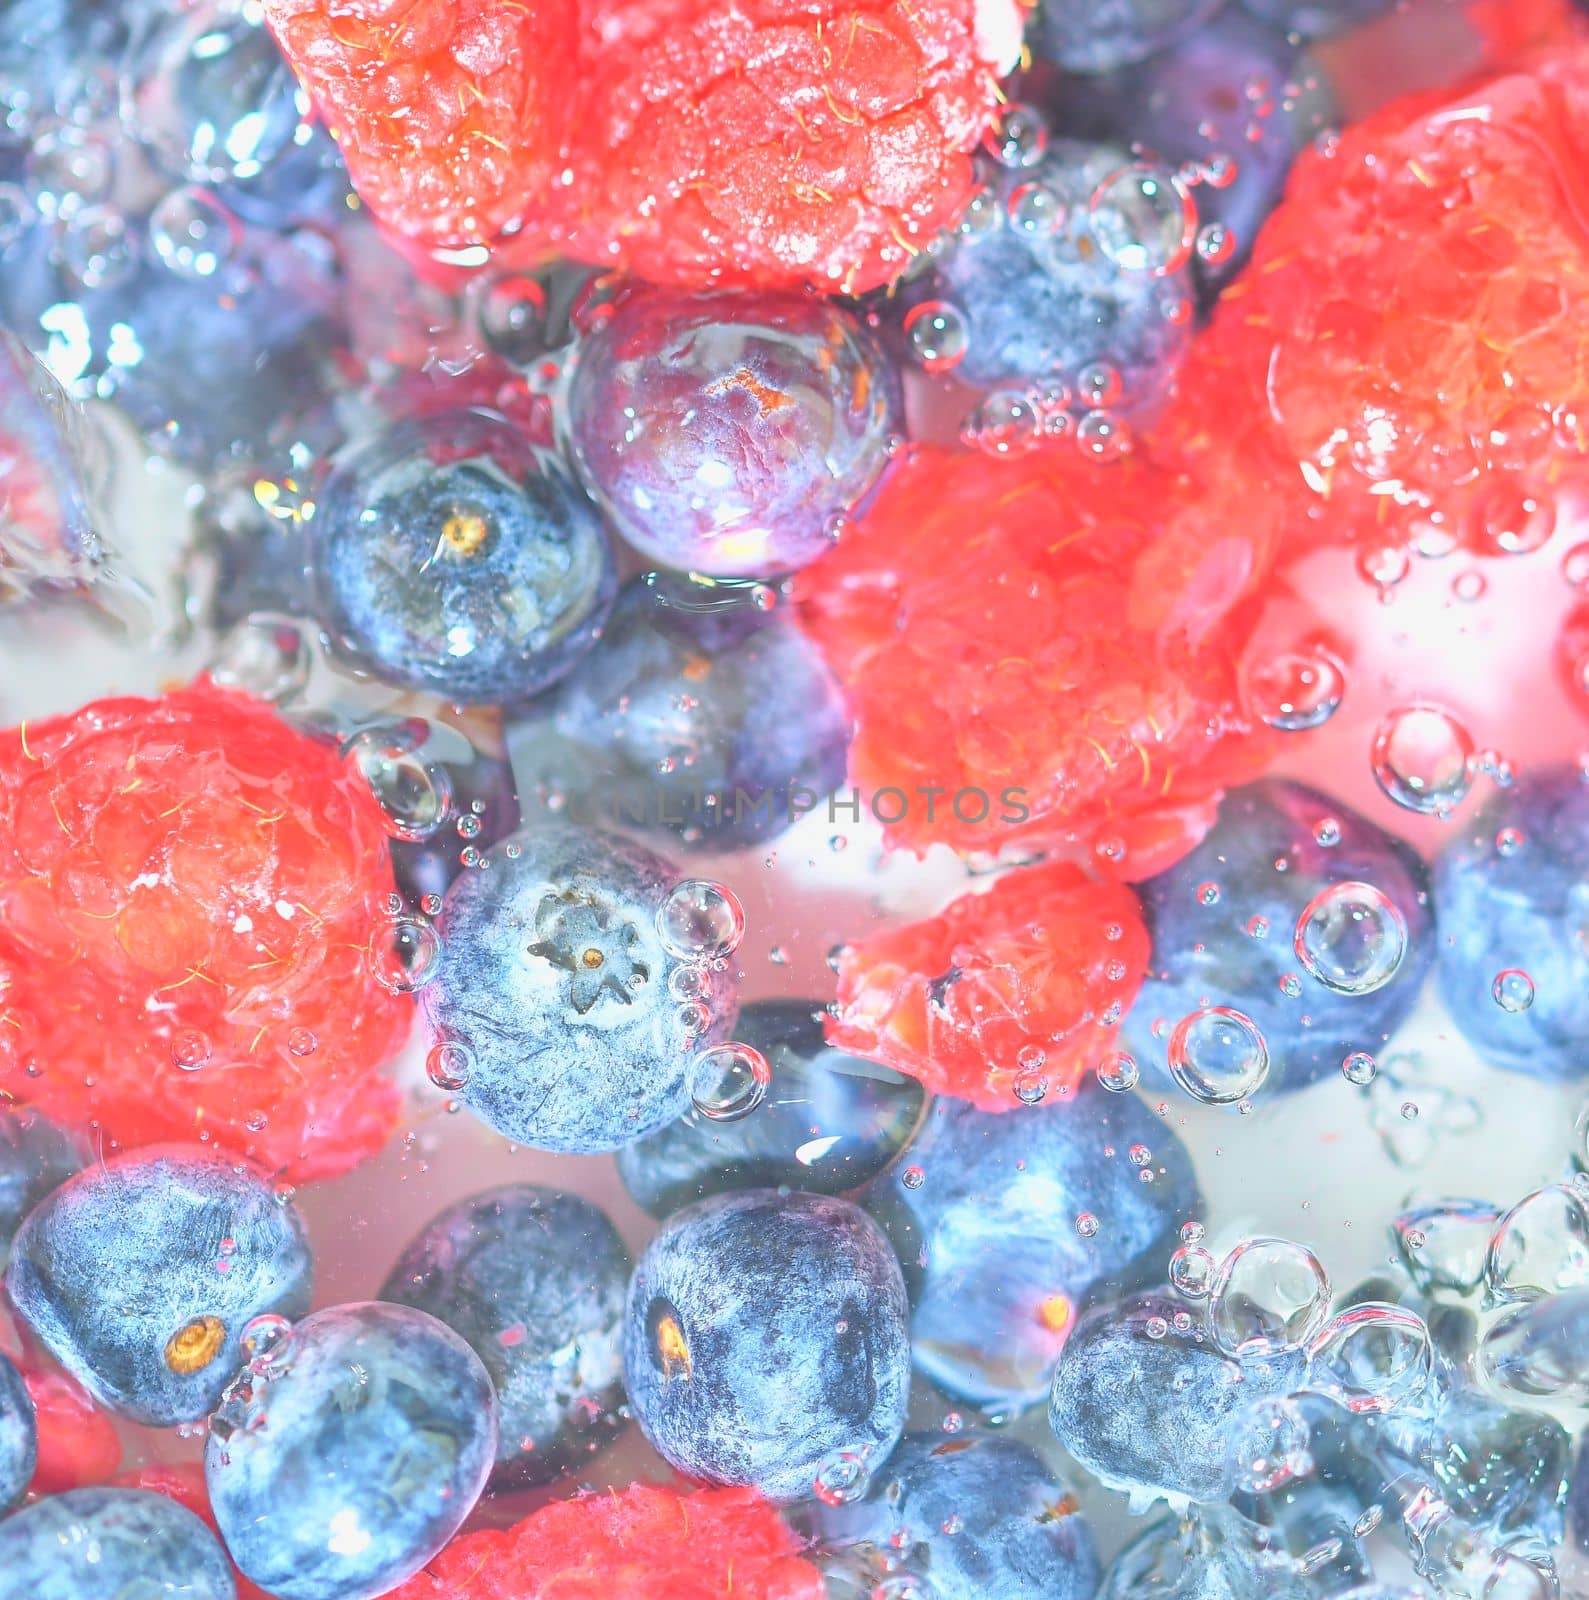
[1162,45,1589,562]
[0,681,410,1182]
[259,0,578,248]
[8,1146,314,1426]
[794,445,1274,869]
[566,288,899,576]
[1034,0,1223,72]
[420,821,738,1153]
[518,573,850,851]
[624,1190,909,1503]
[311,408,617,705]
[891,129,1194,416]
[828,861,1148,1109]
[385,1481,825,1600]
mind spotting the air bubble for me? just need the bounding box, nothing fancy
[903,301,968,373]
[425,1041,474,1092]
[1210,1236,1330,1357]
[1225,1394,1311,1495]
[207,615,311,704]
[813,1450,872,1507]
[369,916,443,995]
[1195,221,1236,264]
[1342,1052,1378,1086]
[1087,165,1194,275]
[286,1028,316,1058]
[687,1042,770,1121]
[964,389,1042,455]
[1096,1051,1139,1092]
[657,880,745,961]
[1293,881,1407,996]
[1370,705,1475,816]
[1486,1183,1589,1303]
[983,103,1048,168]
[342,724,452,842]
[239,1313,293,1375]
[478,273,548,365]
[170,1028,211,1071]
[1492,970,1535,1012]
[1076,1212,1100,1238]
[1167,1007,1270,1104]
[149,185,238,280]
[1008,182,1063,235]
[1306,1303,1432,1414]
[1169,1246,1215,1299]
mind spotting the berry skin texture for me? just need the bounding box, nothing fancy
[1434,768,1589,1081]
[259,0,578,248]
[0,1350,36,1513]
[828,861,1149,1109]
[794,445,1275,869]
[865,1080,1202,1405]
[1034,0,1223,72]
[617,997,926,1218]
[1048,1289,1304,1504]
[378,1185,630,1489]
[6,1146,314,1427]
[623,1189,910,1504]
[0,1107,83,1260]
[0,1487,238,1600]
[1163,45,1589,561]
[312,409,617,706]
[1239,0,1392,37]
[420,821,737,1154]
[801,1431,1100,1600]
[566,289,900,576]
[0,681,410,1182]
[1132,778,1434,1095]
[206,1302,498,1600]
[384,1482,825,1600]
[524,573,851,852]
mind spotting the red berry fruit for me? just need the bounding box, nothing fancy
[260,0,579,249]
[0,682,410,1182]
[827,861,1149,1109]
[20,1362,122,1494]
[386,1482,824,1599]
[1165,43,1589,566]
[795,445,1275,873]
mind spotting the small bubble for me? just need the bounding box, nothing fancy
[425,1041,474,1092]
[1097,1051,1139,1093]
[1087,164,1194,275]
[1013,1069,1049,1105]
[1313,818,1341,847]
[1400,1101,1419,1122]
[369,916,443,995]
[983,103,1048,168]
[1492,969,1535,1012]
[1128,1143,1152,1168]
[1195,221,1236,264]
[342,724,452,841]
[1167,1007,1270,1104]
[1076,409,1127,461]
[1342,1051,1378,1085]
[1197,881,1221,906]
[1451,569,1487,603]
[286,1027,316,1058]
[1247,915,1270,939]
[1076,1212,1100,1238]
[239,1313,293,1375]
[1371,705,1475,816]
[1170,1246,1216,1299]
[1294,881,1408,996]
[208,616,312,704]
[687,1042,770,1121]
[1564,542,1589,587]
[965,389,1042,455]
[902,1165,925,1190]
[149,185,237,280]
[813,1450,872,1507]
[903,300,968,373]
[657,880,745,961]
[1008,181,1064,235]
[1496,827,1524,856]
[170,1028,211,1071]
[1474,482,1555,556]
[477,273,547,365]
[1243,648,1345,731]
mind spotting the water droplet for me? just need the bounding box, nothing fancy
[1169,1246,1216,1299]
[983,103,1048,168]
[1393,1199,1497,1293]
[1167,1007,1270,1104]
[1008,181,1063,235]
[903,299,969,374]
[1293,881,1407,996]
[1088,164,1195,275]
[342,724,452,842]
[1243,648,1345,731]
[239,1313,293,1375]
[1492,969,1535,1012]
[478,273,547,365]
[207,615,311,704]
[1097,1051,1139,1093]
[657,880,745,961]
[1013,1069,1048,1105]
[1341,1051,1378,1085]
[1195,221,1236,264]
[425,1041,474,1092]
[901,1165,924,1190]
[286,1027,316,1058]
[1306,1302,1432,1414]
[1474,481,1555,555]
[813,1450,873,1506]
[1076,1212,1100,1238]
[1210,1236,1330,1356]
[1370,705,1475,816]
[369,915,443,995]
[170,1027,211,1071]
[687,1042,770,1121]
[1486,1184,1589,1303]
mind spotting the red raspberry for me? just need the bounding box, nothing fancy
[826,861,1148,1109]
[387,1483,824,1599]
[0,682,409,1182]
[1163,44,1589,566]
[260,0,579,248]
[795,445,1275,873]
[20,1363,122,1493]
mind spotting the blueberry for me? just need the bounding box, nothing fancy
[1239,0,1393,39]
[1132,779,1434,1095]
[623,1189,910,1503]
[865,1080,1201,1407]
[566,287,900,576]
[205,1301,496,1600]
[1570,1430,1589,1557]
[1433,767,1589,1082]
[378,1185,628,1489]
[1048,1289,1305,1503]
[0,1351,36,1513]
[1099,1512,1314,1599]
[896,133,1193,418]
[515,571,850,850]
[0,0,135,129]
[1032,0,1226,74]
[0,1108,84,1260]
[1046,10,1333,298]
[618,998,926,1218]
[312,408,617,705]
[5,1145,313,1426]
[799,1431,1100,1600]
[419,821,738,1153]
[0,1487,237,1599]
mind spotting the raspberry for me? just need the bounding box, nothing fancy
[260,0,579,248]
[386,1482,824,1600]
[1163,44,1589,564]
[826,861,1148,1109]
[0,682,409,1182]
[794,445,1274,872]
[20,1362,122,1493]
